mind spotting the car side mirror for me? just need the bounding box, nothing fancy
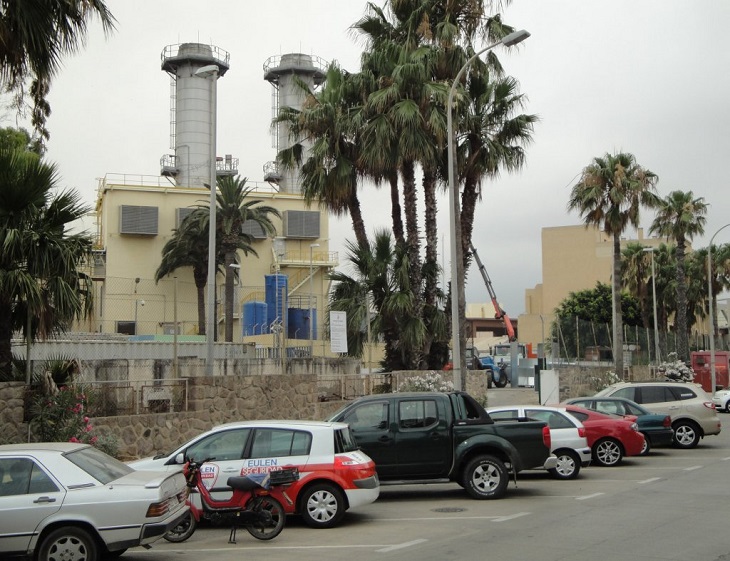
[175,452,185,465]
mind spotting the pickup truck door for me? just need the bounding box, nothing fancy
[338,400,399,478]
[393,397,451,477]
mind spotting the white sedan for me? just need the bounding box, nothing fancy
[487,405,592,479]
[712,388,730,413]
[0,442,189,561]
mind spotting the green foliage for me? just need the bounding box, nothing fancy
[29,386,118,458]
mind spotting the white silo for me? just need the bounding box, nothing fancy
[160,43,237,187]
[263,53,327,193]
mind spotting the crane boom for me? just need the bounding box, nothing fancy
[469,243,516,341]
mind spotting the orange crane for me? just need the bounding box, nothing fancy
[469,243,517,342]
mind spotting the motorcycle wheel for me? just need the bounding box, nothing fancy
[246,496,285,540]
[494,370,508,388]
[164,511,197,543]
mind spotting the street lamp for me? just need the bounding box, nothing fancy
[707,223,730,396]
[643,247,661,365]
[196,63,220,376]
[309,243,320,356]
[447,29,530,390]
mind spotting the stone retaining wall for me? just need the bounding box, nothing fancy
[0,365,656,458]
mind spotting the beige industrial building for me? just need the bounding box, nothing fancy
[516,225,663,354]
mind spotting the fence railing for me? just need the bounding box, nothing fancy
[78,379,189,417]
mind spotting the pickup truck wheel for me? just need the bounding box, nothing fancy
[549,449,580,480]
[593,438,623,466]
[462,455,508,500]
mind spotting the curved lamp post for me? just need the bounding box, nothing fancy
[707,223,730,396]
[447,29,531,390]
[196,64,220,376]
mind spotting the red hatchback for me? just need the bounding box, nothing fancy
[564,405,645,467]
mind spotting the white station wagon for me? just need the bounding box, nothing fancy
[0,442,189,561]
[487,405,592,479]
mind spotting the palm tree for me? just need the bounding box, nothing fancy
[329,230,440,371]
[155,209,212,335]
[621,242,653,356]
[0,146,93,380]
[568,152,659,376]
[215,176,279,342]
[649,190,707,361]
[706,243,730,349]
[0,0,116,142]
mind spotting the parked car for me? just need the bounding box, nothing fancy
[129,420,379,529]
[0,442,189,561]
[562,405,645,466]
[594,381,722,448]
[328,391,556,500]
[711,387,730,413]
[487,405,592,479]
[564,396,673,455]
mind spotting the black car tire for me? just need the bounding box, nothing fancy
[549,449,581,480]
[593,438,623,466]
[640,435,651,456]
[462,455,508,499]
[38,526,98,561]
[164,511,196,542]
[672,420,701,449]
[300,483,346,529]
[725,401,730,414]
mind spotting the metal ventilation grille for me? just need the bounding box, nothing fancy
[176,207,195,228]
[241,220,268,239]
[120,205,159,235]
[283,210,320,239]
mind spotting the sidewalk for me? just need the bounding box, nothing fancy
[486,386,540,407]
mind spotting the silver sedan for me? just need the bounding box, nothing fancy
[0,442,189,561]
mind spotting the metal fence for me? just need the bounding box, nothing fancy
[77,379,189,417]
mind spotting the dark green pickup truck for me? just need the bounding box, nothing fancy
[329,391,556,499]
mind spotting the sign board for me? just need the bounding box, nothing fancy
[329,311,348,354]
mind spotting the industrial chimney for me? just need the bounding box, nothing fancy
[160,43,238,187]
[263,53,326,193]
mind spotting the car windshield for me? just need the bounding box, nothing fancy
[65,446,133,484]
[334,427,360,453]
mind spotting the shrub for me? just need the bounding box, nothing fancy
[398,371,454,393]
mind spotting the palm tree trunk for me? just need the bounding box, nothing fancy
[389,172,404,247]
[401,159,423,369]
[612,234,624,377]
[224,251,235,342]
[675,241,689,361]
[347,190,369,249]
[0,301,13,379]
[194,270,207,335]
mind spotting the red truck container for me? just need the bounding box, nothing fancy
[691,351,729,392]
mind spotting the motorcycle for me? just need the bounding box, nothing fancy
[164,457,299,544]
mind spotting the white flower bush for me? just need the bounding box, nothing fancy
[658,353,694,382]
[398,371,455,393]
[587,370,621,392]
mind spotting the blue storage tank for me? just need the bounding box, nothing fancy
[265,274,288,327]
[242,301,267,336]
[288,308,317,340]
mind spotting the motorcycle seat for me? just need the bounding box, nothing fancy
[226,476,261,492]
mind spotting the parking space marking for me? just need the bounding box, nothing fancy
[376,539,428,553]
[378,515,504,522]
[493,512,530,522]
[576,492,604,501]
[722,456,730,461]
[683,465,703,471]
[638,477,661,484]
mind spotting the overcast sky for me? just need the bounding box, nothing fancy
[17,0,730,316]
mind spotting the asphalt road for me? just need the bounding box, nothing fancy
[124,398,730,561]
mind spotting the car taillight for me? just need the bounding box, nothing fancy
[146,499,170,518]
[704,402,716,410]
[542,425,551,449]
[335,454,361,467]
[663,415,671,428]
[578,427,586,438]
